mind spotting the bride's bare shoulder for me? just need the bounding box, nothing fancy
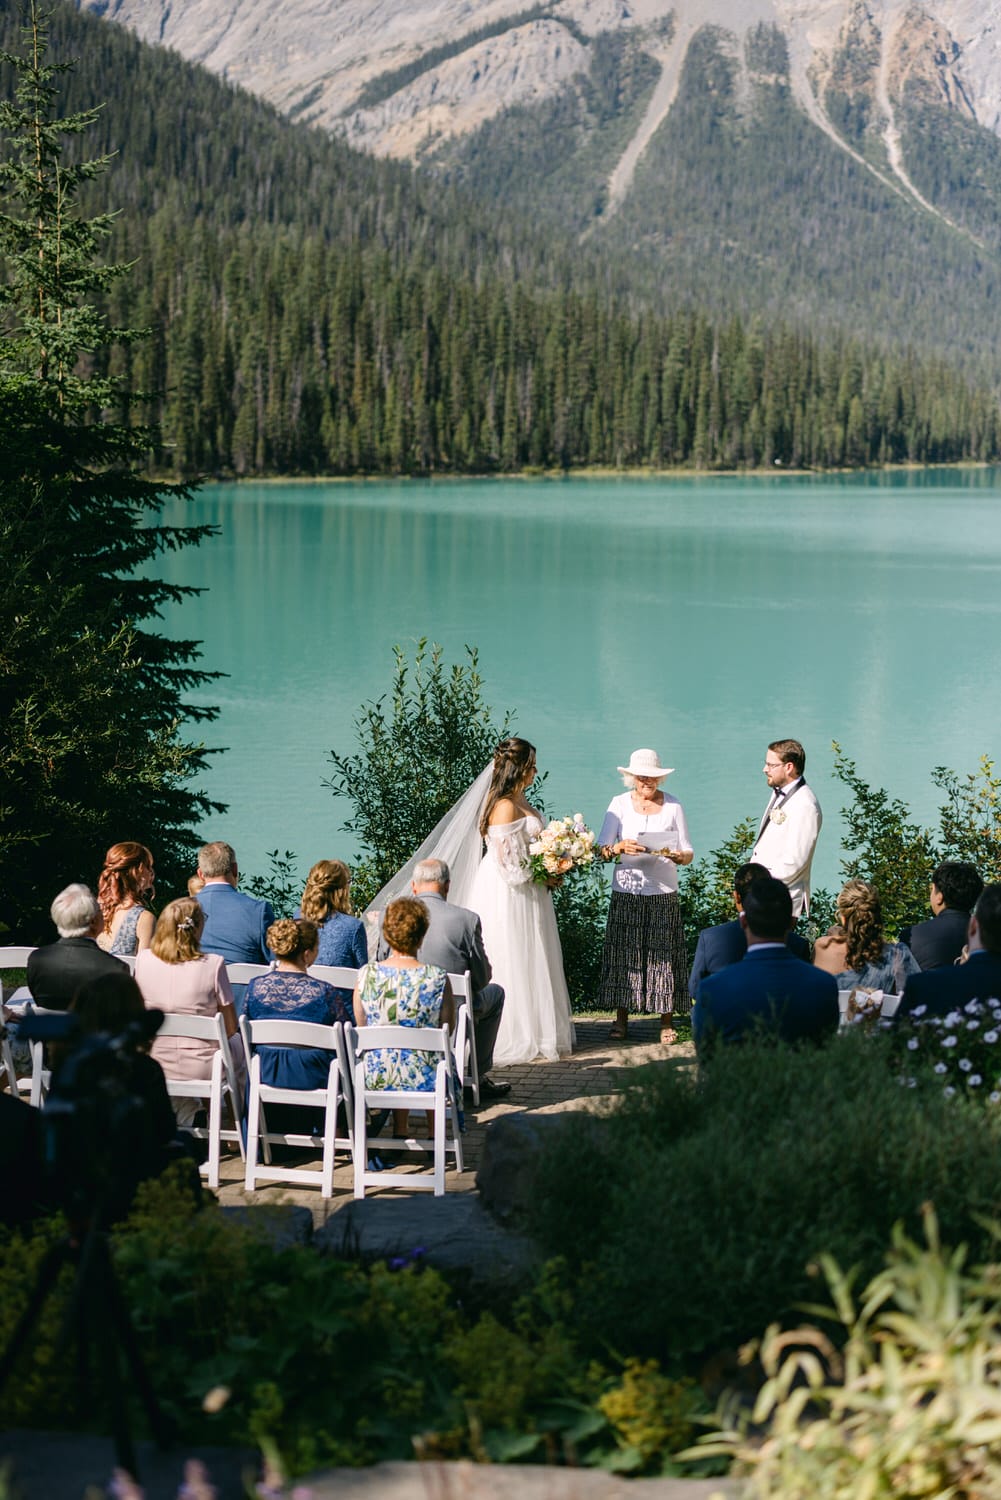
[488,797,523,827]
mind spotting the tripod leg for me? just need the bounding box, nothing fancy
[0,1240,71,1396]
[97,1238,174,1451]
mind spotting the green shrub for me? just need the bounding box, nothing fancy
[688,1210,1001,1497]
[526,1032,1001,1364]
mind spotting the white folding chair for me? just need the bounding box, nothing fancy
[349,1023,463,1198]
[20,1002,58,1107]
[307,964,360,991]
[0,946,35,1003]
[241,1018,353,1198]
[1,1026,21,1096]
[449,970,479,1105]
[155,1012,245,1189]
[225,963,272,986]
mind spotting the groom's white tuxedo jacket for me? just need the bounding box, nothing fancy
[751,779,822,917]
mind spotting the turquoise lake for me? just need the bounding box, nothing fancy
[154,471,1001,899]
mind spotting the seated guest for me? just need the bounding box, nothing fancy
[244,918,348,1102]
[135,897,242,1123]
[295,859,367,1016]
[813,879,920,994]
[688,861,811,1001]
[354,897,455,1137]
[694,878,838,1058]
[27,884,126,1010]
[195,840,274,965]
[898,883,1001,1018]
[898,861,984,970]
[96,841,156,956]
[376,858,510,1102]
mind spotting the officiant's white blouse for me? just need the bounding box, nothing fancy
[599,794,693,897]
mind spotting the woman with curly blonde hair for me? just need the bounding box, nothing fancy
[295,859,367,968]
[96,841,155,955]
[813,878,920,993]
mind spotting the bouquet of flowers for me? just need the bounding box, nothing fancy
[525,814,596,886]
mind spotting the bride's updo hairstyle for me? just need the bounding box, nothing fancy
[479,737,537,836]
[267,917,319,962]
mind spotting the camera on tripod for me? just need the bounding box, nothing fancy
[18,1007,167,1227]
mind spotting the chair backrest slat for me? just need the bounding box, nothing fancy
[244,1018,341,1050]
[308,964,359,989]
[154,1012,220,1041]
[0,946,36,968]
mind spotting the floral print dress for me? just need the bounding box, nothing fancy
[357,961,447,1091]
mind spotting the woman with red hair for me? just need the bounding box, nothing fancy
[96,840,155,955]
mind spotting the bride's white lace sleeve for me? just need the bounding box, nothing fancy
[487,823,533,887]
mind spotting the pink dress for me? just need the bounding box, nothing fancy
[135,950,237,1081]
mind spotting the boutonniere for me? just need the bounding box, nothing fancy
[769,807,787,825]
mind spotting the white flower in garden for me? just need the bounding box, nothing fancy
[946,1011,962,1028]
[967,1020,980,1030]
[959,1058,973,1071]
[970,1074,983,1086]
[944,1086,957,1098]
[911,1004,927,1018]
[934,1062,948,1074]
[905,1077,917,1088]
[941,1035,958,1048]
[991,1092,1001,1104]
[986,1031,999,1044]
[907,1038,919,1050]
[966,1000,983,1014]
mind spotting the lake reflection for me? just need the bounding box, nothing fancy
[153,471,1001,896]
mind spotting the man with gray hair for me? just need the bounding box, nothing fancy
[196,840,274,965]
[26,884,126,1009]
[379,857,510,1101]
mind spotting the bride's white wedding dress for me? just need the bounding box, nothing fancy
[468,813,575,1066]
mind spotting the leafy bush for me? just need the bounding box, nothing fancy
[324,640,511,909]
[689,1211,1001,1498]
[894,996,1001,1102]
[525,1032,1001,1365]
[0,1173,708,1476]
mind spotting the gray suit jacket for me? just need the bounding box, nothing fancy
[377,892,492,993]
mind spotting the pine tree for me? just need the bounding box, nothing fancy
[0,2,221,938]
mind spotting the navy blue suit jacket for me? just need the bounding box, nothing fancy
[897,949,1001,1019]
[688,919,811,1000]
[197,883,274,965]
[897,908,970,971]
[694,946,839,1056]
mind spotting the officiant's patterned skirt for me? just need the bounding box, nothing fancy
[598,891,690,1017]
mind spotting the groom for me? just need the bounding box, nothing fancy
[750,739,821,918]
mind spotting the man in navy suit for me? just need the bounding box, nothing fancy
[693,878,839,1058]
[195,841,274,965]
[898,883,1001,1018]
[688,862,811,1001]
[897,861,983,971]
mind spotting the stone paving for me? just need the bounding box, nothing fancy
[216,1015,697,1221]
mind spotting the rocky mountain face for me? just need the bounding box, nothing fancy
[76,0,1001,364]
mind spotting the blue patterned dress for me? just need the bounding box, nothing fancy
[357,962,447,1091]
[109,904,146,956]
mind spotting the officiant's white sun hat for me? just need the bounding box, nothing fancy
[617,748,674,779]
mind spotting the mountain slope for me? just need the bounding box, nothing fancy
[78,0,1001,371]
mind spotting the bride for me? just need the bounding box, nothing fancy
[366,737,575,1066]
[469,738,575,1066]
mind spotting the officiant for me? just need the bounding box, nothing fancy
[597,749,693,1045]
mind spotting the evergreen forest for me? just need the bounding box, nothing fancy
[1,3,999,478]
